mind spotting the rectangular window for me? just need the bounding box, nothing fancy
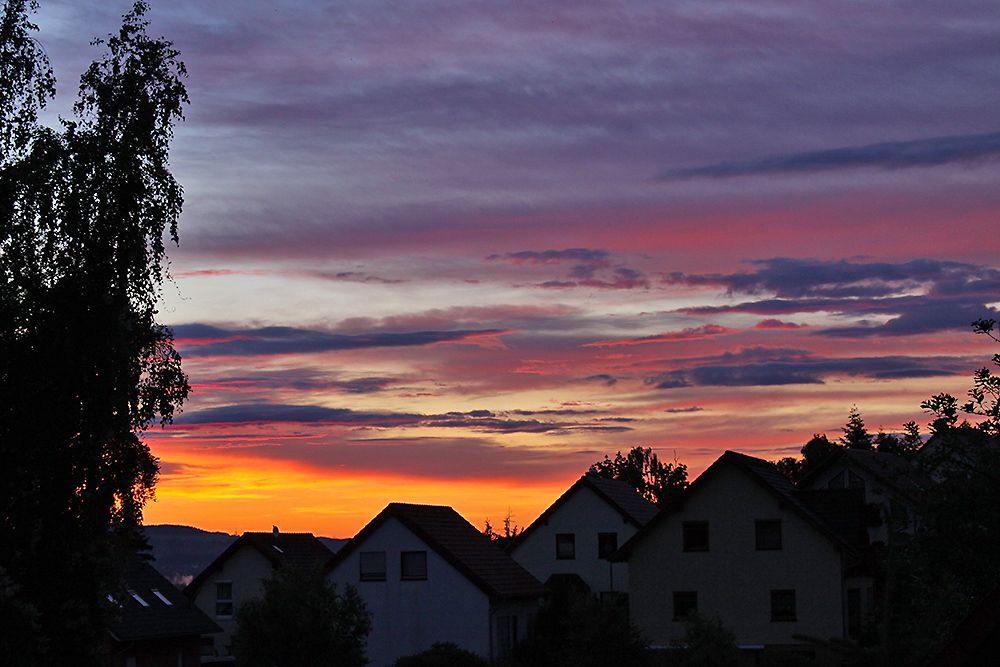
[847,588,862,638]
[598,532,618,560]
[401,551,428,580]
[682,521,709,552]
[556,533,576,560]
[673,591,698,620]
[496,615,518,658]
[215,581,233,618]
[755,520,782,550]
[360,551,387,581]
[771,589,797,621]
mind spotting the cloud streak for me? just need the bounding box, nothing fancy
[657,131,1000,180]
[174,324,511,357]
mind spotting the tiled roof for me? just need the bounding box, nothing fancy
[584,474,660,526]
[508,473,658,553]
[185,531,333,598]
[111,554,221,641]
[330,503,548,601]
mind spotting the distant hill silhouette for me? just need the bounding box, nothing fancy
[143,524,348,587]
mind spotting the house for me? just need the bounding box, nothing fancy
[507,471,658,599]
[799,447,923,544]
[184,528,333,661]
[620,451,869,665]
[326,503,548,667]
[106,553,221,667]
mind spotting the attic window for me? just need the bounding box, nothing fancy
[128,590,150,607]
[401,551,428,581]
[682,522,709,552]
[555,533,575,560]
[755,520,782,551]
[151,589,172,605]
[598,532,618,560]
[216,581,233,618]
[360,551,387,581]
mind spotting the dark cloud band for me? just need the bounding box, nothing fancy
[657,131,1000,180]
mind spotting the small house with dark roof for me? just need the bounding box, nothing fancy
[799,447,924,544]
[107,554,220,667]
[326,503,547,667]
[507,471,658,598]
[184,528,333,661]
[619,451,869,665]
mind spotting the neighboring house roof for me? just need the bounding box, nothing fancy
[799,447,925,499]
[329,503,548,601]
[111,554,221,642]
[184,530,333,598]
[508,472,659,553]
[617,451,860,560]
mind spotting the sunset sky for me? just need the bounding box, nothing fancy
[35,0,1000,538]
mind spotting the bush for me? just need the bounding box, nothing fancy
[393,642,491,667]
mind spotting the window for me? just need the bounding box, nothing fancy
[673,591,697,620]
[496,615,518,658]
[151,588,172,605]
[755,520,782,550]
[401,551,428,580]
[598,532,618,560]
[847,588,862,638]
[556,533,576,560]
[771,589,797,621]
[215,581,233,618]
[360,551,387,581]
[682,521,709,551]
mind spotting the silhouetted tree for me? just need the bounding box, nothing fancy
[774,433,840,483]
[962,317,1000,436]
[511,587,649,667]
[394,642,490,667]
[483,508,520,548]
[0,2,189,663]
[232,566,371,667]
[921,393,961,434]
[661,614,741,667]
[591,446,688,505]
[840,406,873,450]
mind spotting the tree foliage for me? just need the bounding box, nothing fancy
[591,446,688,505]
[231,566,372,667]
[393,642,491,667]
[840,406,873,450]
[511,587,649,667]
[0,2,188,663]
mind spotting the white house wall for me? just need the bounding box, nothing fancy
[511,485,634,594]
[629,465,846,650]
[328,517,492,667]
[189,546,274,658]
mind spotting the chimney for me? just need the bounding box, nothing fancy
[272,525,279,537]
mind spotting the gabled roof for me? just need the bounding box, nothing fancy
[508,472,658,553]
[328,503,548,601]
[111,554,221,642]
[617,451,859,560]
[799,447,924,499]
[184,531,332,598]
